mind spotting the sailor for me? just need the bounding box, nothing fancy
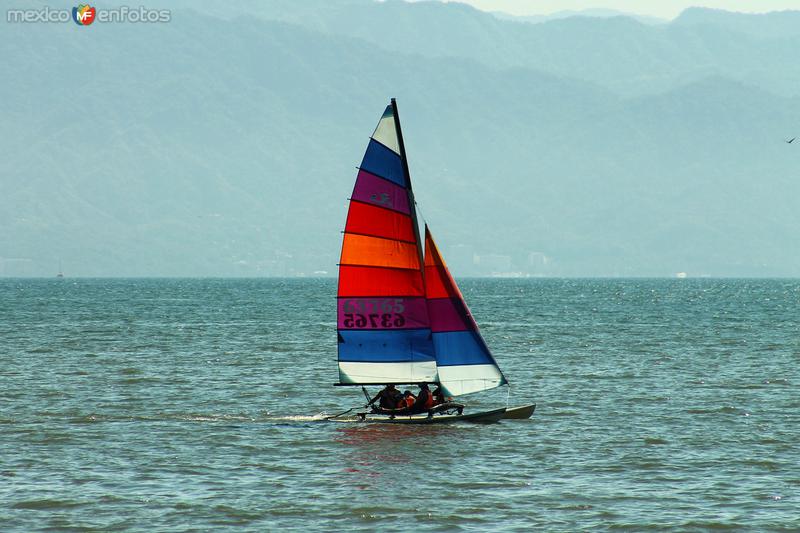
[431,384,444,406]
[414,382,434,412]
[398,390,416,410]
[367,384,403,410]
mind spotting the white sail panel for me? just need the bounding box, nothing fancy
[338,361,438,385]
[371,106,400,154]
[437,364,505,396]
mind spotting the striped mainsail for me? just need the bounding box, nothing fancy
[336,101,436,385]
[337,100,506,396]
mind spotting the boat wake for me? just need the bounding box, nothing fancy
[261,413,332,422]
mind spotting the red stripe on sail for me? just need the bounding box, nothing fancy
[338,265,424,297]
[425,264,463,299]
[345,202,415,243]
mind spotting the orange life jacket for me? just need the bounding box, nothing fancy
[423,391,434,409]
[402,395,416,409]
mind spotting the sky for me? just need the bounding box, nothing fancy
[444,0,800,19]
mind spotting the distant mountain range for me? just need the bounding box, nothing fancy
[491,8,667,26]
[1,1,799,277]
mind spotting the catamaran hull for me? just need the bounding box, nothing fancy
[502,403,536,419]
[329,407,507,424]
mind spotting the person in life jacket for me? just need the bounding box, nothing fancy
[367,384,403,410]
[431,384,446,406]
[428,383,461,414]
[414,383,434,412]
[396,383,434,415]
[399,390,416,410]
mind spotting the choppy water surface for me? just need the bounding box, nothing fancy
[1,278,799,531]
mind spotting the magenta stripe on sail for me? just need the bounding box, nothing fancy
[337,296,428,330]
[427,297,474,333]
[351,170,410,215]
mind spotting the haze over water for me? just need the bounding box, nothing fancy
[2,278,798,530]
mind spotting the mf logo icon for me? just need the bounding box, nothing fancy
[72,4,96,25]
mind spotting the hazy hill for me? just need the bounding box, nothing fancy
[491,8,666,26]
[175,0,800,97]
[1,2,799,277]
[674,7,800,38]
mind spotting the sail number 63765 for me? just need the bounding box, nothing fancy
[342,298,405,314]
[340,298,407,329]
[342,313,405,328]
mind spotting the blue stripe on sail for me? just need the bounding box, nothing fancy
[432,330,499,367]
[338,329,435,363]
[360,139,405,187]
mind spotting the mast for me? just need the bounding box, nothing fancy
[390,98,426,279]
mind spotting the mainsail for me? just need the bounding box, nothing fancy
[424,226,507,396]
[337,101,437,385]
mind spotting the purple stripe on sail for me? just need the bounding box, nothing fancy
[338,296,428,330]
[351,170,410,215]
[427,298,473,333]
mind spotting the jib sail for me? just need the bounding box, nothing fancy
[424,226,507,396]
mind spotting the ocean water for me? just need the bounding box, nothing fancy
[1,278,798,531]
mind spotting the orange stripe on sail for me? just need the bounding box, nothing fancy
[424,228,464,299]
[341,234,420,270]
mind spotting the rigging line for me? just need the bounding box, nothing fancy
[324,407,356,420]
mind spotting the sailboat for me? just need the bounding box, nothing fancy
[330,99,535,424]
